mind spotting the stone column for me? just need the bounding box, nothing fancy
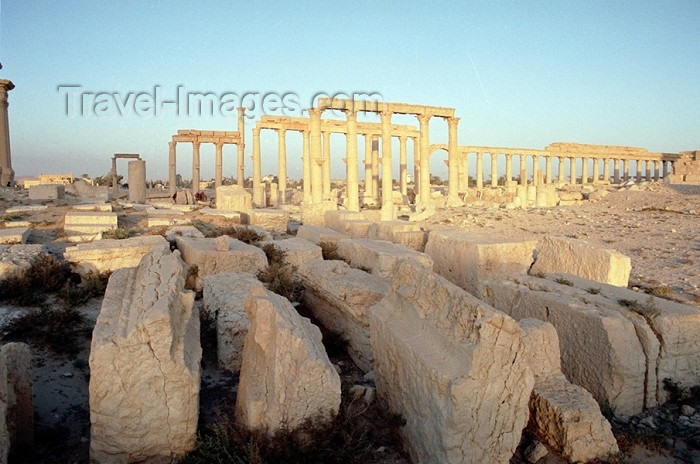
[346,110,359,211]
[322,131,331,198]
[191,141,201,195]
[447,116,460,201]
[653,160,660,181]
[504,154,512,183]
[302,130,311,204]
[458,151,467,192]
[380,109,394,220]
[309,109,323,204]
[532,155,540,186]
[252,129,264,206]
[364,135,373,201]
[413,137,421,197]
[662,160,668,178]
[128,159,147,204]
[398,136,408,195]
[476,152,483,190]
[603,158,609,182]
[636,160,643,183]
[237,107,245,186]
[168,141,177,196]
[581,158,588,184]
[491,152,498,187]
[111,157,119,197]
[545,156,552,184]
[592,158,599,183]
[371,135,380,202]
[645,160,652,181]
[613,159,620,183]
[277,128,287,205]
[418,114,431,205]
[520,155,527,186]
[623,159,629,182]
[214,142,223,190]
[557,156,564,183]
[0,80,15,186]
[569,157,576,185]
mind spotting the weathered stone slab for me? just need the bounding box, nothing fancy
[64,235,170,274]
[175,236,267,288]
[335,238,433,278]
[198,208,242,222]
[481,276,648,415]
[0,244,45,279]
[367,220,428,252]
[296,225,347,246]
[530,236,632,287]
[369,261,533,464]
[259,238,322,269]
[202,273,265,371]
[63,211,118,242]
[323,210,365,233]
[297,259,387,372]
[89,248,200,463]
[0,228,29,245]
[72,203,113,212]
[251,209,289,233]
[0,343,33,450]
[235,287,341,433]
[300,201,337,226]
[520,319,619,463]
[341,219,373,238]
[425,228,537,297]
[4,205,47,215]
[215,185,252,223]
[164,225,204,243]
[28,184,65,200]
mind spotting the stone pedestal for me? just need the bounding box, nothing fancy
[128,159,147,204]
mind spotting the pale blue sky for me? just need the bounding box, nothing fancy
[1,0,699,180]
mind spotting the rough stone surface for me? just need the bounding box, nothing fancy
[235,287,341,433]
[335,238,433,278]
[175,235,267,288]
[367,220,427,251]
[202,272,265,371]
[63,211,118,241]
[300,201,337,226]
[324,210,365,233]
[216,185,252,222]
[89,248,200,463]
[164,225,205,242]
[0,244,45,279]
[63,235,170,274]
[297,259,387,372]
[530,236,632,287]
[425,228,537,297]
[369,260,533,464]
[296,224,347,246]
[0,227,29,245]
[251,209,289,233]
[0,343,33,449]
[520,319,619,463]
[259,238,322,269]
[341,219,373,238]
[28,184,65,200]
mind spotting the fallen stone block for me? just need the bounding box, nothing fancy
[0,343,33,450]
[251,209,289,233]
[175,235,267,288]
[0,244,45,279]
[367,220,428,252]
[72,203,113,212]
[164,225,204,243]
[198,208,242,222]
[215,185,252,223]
[0,228,29,245]
[4,205,47,215]
[296,225,347,246]
[28,184,65,200]
[89,248,200,463]
[300,201,337,226]
[341,219,373,238]
[235,287,341,433]
[425,228,537,297]
[520,319,619,463]
[63,211,118,242]
[147,209,191,227]
[259,238,322,269]
[297,259,387,372]
[370,261,533,464]
[63,235,170,274]
[202,273,266,371]
[335,238,433,278]
[530,236,631,287]
[323,210,365,233]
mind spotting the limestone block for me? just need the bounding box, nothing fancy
[259,238,322,269]
[557,190,583,201]
[216,186,252,220]
[296,225,347,246]
[4,205,47,215]
[519,318,562,379]
[198,208,242,222]
[175,236,267,288]
[425,229,537,297]
[147,209,191,227]
[63,211,118,240]
[148,202,198,212]
[340,219,373,238]
[72,203,113,212]
[89,248,200,463]
[202,273,266,371]
[63,235,170,274]
[300,201,337,226]
[323,210,365,233]
[0,244,45,279]
[251,209,289,233]
[28,184,65,200]
[369,260,533,464]
[531,236,631,287]
[0,228,29,245]
[368,220,427,252]
[297,259,387,372]
[0,343,33,449]
[164,225,204,243]
[335,238,433,278]
[481,276,647,415]
[235,287,341,433]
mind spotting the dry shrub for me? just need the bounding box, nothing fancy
[0,253,72,305]
[226,227,264,245]
[320,241,342,261]
[2,305,86,355]
[102,227,140,239]
[257,263,304,303]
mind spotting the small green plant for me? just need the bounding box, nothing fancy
[555,277,574,286]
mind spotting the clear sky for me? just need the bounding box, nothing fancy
[1,0,699,181]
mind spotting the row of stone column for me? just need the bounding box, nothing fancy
[168,141,246,196]
[462,152,672,189]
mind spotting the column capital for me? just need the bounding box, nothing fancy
[417,113,431,125]
[0,80,15,93]
[192,141,201,150]
[446,116,460,127]
[214,141,223,149]
[345,109,357,122]
[276,127,286,135]
[168,140,176,149]
[252,127,260,136]
[398,135,407,143]
[308,108,322,118]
